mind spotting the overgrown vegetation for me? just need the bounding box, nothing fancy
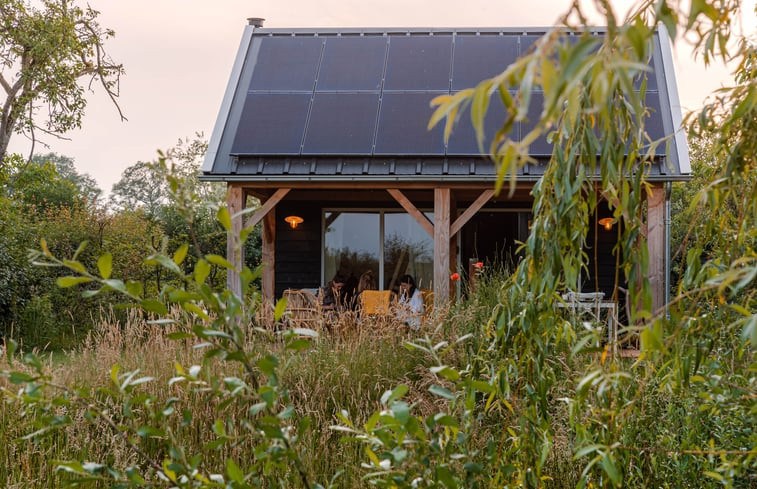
[0,0,754,487]
[0,137,261,349]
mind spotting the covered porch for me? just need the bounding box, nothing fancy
[225,181,667,313]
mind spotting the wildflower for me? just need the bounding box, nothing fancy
[450,273,460,281]
[475,261,483,269]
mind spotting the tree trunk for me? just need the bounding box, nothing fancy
[0,112,15,165]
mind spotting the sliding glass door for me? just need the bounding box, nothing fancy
[323,210,433,292]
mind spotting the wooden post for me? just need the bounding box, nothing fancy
[647,185,665,315]
[244,188,289,307]
[434,188,450,307]
[226,184,245,298]
[449,192,457,298]
[262,209,276,306]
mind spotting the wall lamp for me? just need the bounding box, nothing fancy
[284,215,304,229]
[598,217,614,231]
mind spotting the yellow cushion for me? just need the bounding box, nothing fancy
[359,290,394,316]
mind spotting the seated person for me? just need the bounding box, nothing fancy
[321,273,348,313]
[354,270,377,310]
[396,274,424,330]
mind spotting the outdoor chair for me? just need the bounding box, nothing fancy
[557,291,618,351]
[358,290,395,317]
[282,288,323,331]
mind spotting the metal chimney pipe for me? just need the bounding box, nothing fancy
[247,17,265,27]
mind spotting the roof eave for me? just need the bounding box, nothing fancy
[198,174,693,183]
[202,24,257,173]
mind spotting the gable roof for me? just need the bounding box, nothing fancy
[202,25,690,182]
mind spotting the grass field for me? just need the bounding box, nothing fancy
[1,276,752,488]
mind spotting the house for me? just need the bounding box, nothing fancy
[200,19,690,313]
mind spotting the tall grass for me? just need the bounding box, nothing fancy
[2,279,750,488]
[0,308,468,488]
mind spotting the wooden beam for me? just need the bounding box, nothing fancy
[236,180,534,191]
[278,187,532,203]
[450,189,494,237]
[387,189,434,237]
[324,211,341,230]
[434,188,451,306]
[226,184,245,298]
[246,189,273,201]
[244,188,290,229]
[262,209,276,305]
[647,185,665,314]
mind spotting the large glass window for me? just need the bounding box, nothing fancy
[384,213,433,291]
[323,210,433,293]
[324,212,380,288]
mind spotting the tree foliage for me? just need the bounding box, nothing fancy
[31,151,100,203]
[0,0,124,165]
[110,160,166,217]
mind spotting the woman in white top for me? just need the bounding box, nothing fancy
[397,274,424,330]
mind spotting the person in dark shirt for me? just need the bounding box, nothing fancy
[321,272,347,313]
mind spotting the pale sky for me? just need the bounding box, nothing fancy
[7,0,756,195]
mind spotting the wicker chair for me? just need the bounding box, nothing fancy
[282,288,323,330]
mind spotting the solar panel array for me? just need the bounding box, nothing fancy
[229,31,662,158]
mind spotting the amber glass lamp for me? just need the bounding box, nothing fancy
[284,215,304,229]
[598,217,614,231]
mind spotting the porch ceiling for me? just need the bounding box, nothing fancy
[247,187,534,207]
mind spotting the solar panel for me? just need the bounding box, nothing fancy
[447,92,517,155]
[303,93,379,154]
[519,34,542,56]
[643,92,666,142]
[634,60,658,91]
[452,35,518,90]
[384,35,453,91]
[521,92,553,156]
[316,36,387,91]
[220,30,675,170]
[375,92,446,155]
[249,36,323,91]
[231,93,311,154]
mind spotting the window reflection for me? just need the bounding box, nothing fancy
[324,212,379,302]
[323,211,433,293]
[384,213,433,292]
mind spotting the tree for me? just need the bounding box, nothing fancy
[2,151,100,210]
[110,134,224,217]
[6,156,79,210]
[0,0,124,166]
[111,134,238,283]
[31,151,100,203]
[110,160,166,217]
[422,1,756,486]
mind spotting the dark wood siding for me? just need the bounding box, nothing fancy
[582,206,628,318]
[275,202,322,298]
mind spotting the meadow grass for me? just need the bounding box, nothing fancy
[1,268,749,488]
[0,306,477,488]
[0,268,596,488]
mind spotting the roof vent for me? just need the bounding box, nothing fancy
[248,17,265,27]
